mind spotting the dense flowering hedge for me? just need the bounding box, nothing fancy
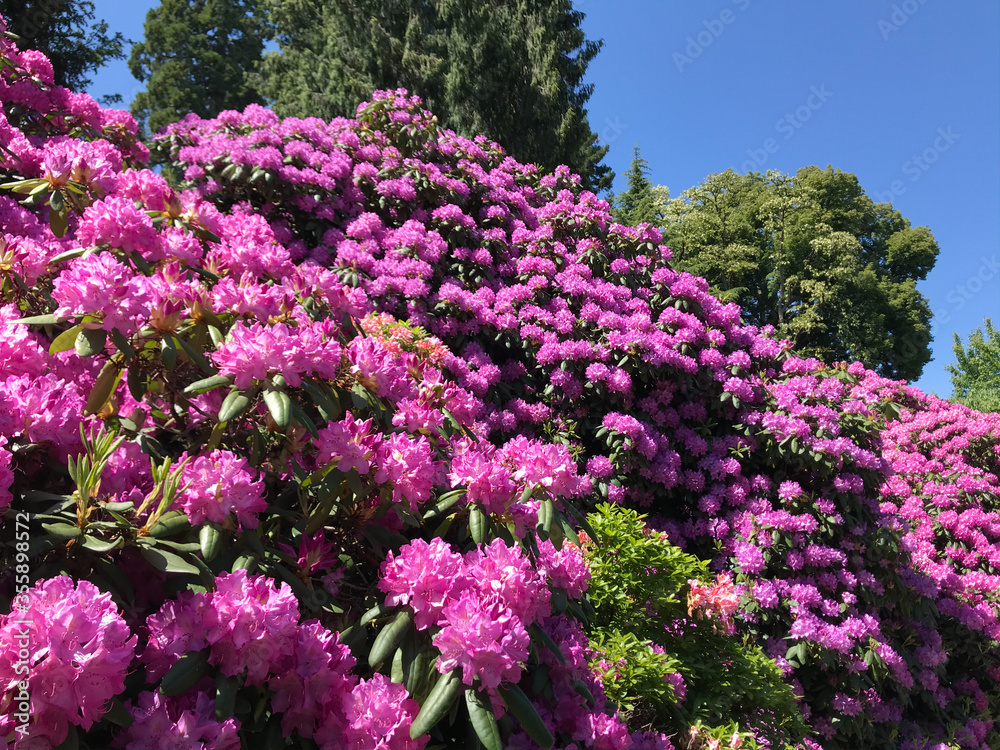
[1,17,998,750]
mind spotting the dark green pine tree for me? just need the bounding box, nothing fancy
[257,0,612,192]
[612,144,665,226]
[0,0,128,97]
[129,0,268,135]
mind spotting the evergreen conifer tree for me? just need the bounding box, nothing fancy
[129,0,268,134]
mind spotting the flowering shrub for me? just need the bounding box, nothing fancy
[1,16,998,749]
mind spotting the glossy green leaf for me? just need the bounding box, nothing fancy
[75,327,107,357]
[263,388,291,430]
[219,388,251,423]
[49,324,84,354]
[465,687,502,750]
[140,545,200,576]
[83,362,121,416]
[183,374,231,395]
[369,609,412,668]
[199,524,222,561]
[214,672,242,721]
[498,683,553,748]
[409,668,462,739]
[159,650,209,696]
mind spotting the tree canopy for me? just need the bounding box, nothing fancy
[128,0,268,134]
[0,0,127,95]
[610,144,667,227]
[948,318,1000,412]
[255,0,612,191]
[661,166,939,381]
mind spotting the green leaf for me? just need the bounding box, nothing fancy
[148,510,190,538]
[199,524,222,562]
[466,687,502,750]
[304,490,339,535]
[409,669,463,739]
[215,672,242,721]
[369,609,412,668]
[469,504,487,545]
[48,246,90,265]
[49,324,84,354]
[183,374,231,395]
[140,545,200,576]
[219,387,252,423]
[159,650,209,696]
[160,335,179,370]
[80,534,124,553]
[359,602,389,627]
[498,684,553,748]
[423,489,465,521]
[49,207,69,237]
[15,313,61,326]
[529,623,566,666]
[83,361,121,416]
[536,498,554,539]
[263,388,291,430]
[109,329,136,358]
[176,334,213,373]
[49,188,64,213]
[41,522,82,540]
[127,366,147,401]
[75,327,107,357]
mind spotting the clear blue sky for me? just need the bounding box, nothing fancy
[87,0,999,397]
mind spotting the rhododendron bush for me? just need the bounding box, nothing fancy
[1,18,998,750]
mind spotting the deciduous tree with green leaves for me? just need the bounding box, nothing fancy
[0,0,127,97]
[948,318,1000,412]
[662,166,938,380]
[255,0,612,191]
[129,0,268,134]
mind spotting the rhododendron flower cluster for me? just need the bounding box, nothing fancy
[380,537,588,689]
[0,578,136,746]
[687,574,740,633]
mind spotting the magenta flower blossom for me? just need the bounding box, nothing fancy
[339,673,427,750]
[432,589,529,690]
[178,449,268,529]
[52,252,150,333]
[0,577,136,746]
[315,411,381,475]
[212,320,342,388]
[379,538,468,630]
[118,690,240,750]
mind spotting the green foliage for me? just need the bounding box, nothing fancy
[583,505,808,748]
[948,318,1000,412]
[256,0,612,192]
[662,166,939,381]
[0,0,127,97]
[611,144,668,227]
[129,0,268,134]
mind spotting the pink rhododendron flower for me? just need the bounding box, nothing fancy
[0,577,136,746]
[178,449,268,528]
[117,690,240,750]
